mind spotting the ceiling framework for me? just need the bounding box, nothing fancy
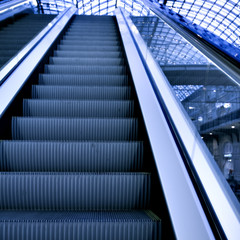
[36,0,152,16]
[33,0,240,51]
[162,0,240,49]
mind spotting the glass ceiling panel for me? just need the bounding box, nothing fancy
[34,0,153,15]
[165,0,240,49]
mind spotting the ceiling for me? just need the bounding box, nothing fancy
[31,0,240,50]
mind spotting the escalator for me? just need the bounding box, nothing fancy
[1,4,239,239]
[0,15,164,239]
[0,13,55,69]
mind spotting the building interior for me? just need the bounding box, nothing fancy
[0,0,239,239]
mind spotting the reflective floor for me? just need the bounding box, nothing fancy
[131,16,240,201]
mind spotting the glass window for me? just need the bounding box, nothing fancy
[132,15,240,202]
[165,0,240,48]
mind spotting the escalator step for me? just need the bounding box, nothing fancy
[38,74,129,86]
[67,30,118,35]
[54,50,123,58]
[64,32,118,37]
[0,39,31,44]
[0,210,161,240]
[0,172,150,210]
[60,39,121,46]
[49,57,125,66]
[62,36,119,41]
[12,117,138,141]
[0,141,143,172]
[57,45,121,52]
[66,29,117,32]
[0,45,25,50]
[32,86,132,100]
[44,65,127,75]
[0,50,20,55]
[23,99,135,118]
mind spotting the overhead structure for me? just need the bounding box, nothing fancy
[33,0,240,52]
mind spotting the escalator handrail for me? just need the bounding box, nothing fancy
[0,6,76,118]
[116,8,216,240]
[0,0,32,23]
[0,6,72,86]
[118,7,240,240]
[0,0,28,12]
[141,0,240,87]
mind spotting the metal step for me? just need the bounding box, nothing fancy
[32,86,132,100]
[38,74,129,86]
[23,99,135,118]
[0,210,161,240]
[0,172,150,210]
[0,141,143,172]
[49,57,125,66]
[12,117,138,141]
[54,50,123,58]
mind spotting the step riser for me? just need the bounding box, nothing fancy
[23,100,135,118]
[12,118,138,141]
[0,173,150,210]
[54,50,123,58]
[32,86,132,100]
[62,36,119,41]
[57,45,122,52]
[38,74,129,86]
[49,57,125,66]
[0,221,161,240]
[0,142,143,172]
[60,40,121,46]
[45,65,127,75]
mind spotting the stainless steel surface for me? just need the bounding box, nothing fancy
[116,7,215,240]
[0,6,76,118]
[120,7,240,240]
[0,0,29,12]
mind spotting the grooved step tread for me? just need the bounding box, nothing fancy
[57,45,121,52]
[60,39,121,46]
[44,65,127,75]
[38,74,129,86]
[0,211,161,240]
[49,57,125,66]
[32,86,132,100]
[0,141,143,172]
[12,117,139,141]
[23,99,135,118]
[54,50,123,58]
[0,172,150,210]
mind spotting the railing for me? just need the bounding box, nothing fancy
[0,0,30,13]
[0,7,74,86]
[141,1,240,84]
[0,0,33,22]
[0,6,76,118]
[116,8,216,240]
[117,6,240,240]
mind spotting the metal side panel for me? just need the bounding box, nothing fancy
[0,0,32,21]
[116,7,240,240]
[115,8,214,240]
[0,7,76,118]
